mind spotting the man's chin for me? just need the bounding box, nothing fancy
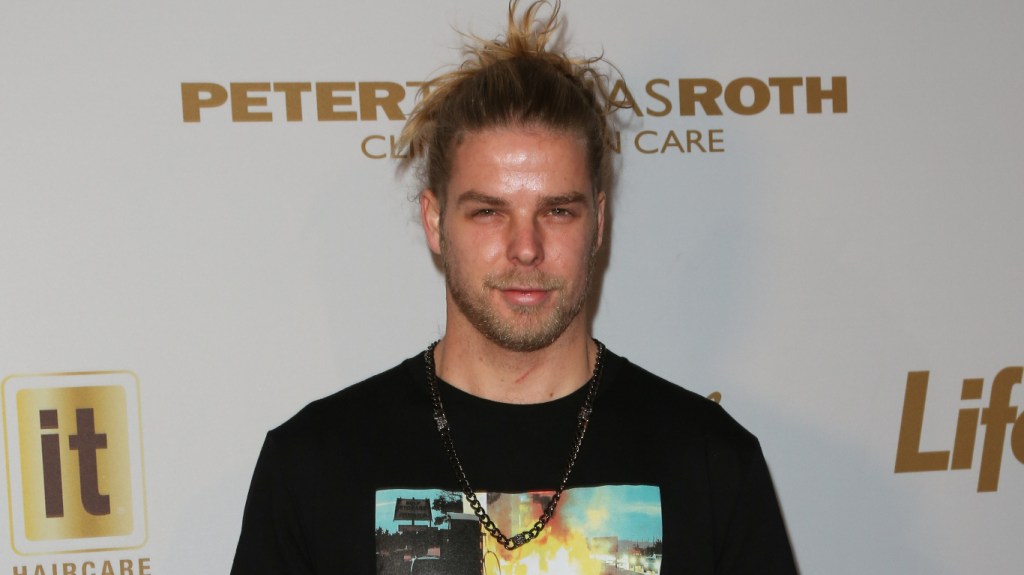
[485,332,560,353]
[480,312,576,353]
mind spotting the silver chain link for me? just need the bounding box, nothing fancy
[424,340,605,550]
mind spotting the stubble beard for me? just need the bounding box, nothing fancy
[441,229,598,353]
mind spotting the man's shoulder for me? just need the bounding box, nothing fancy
[607,351,759,451]
[268,353,424,444]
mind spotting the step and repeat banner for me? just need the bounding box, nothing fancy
[2,1,1021,573]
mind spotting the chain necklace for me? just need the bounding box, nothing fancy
[424,340,605,551]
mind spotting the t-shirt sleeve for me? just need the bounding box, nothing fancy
[230,431,313,575]
[709,432,799,575]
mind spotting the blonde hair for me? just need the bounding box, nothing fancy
[399,0,616,202]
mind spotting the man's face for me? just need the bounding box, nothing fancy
[421,127,605,352]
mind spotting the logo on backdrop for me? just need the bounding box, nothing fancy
[2,371,148,555]
[895,367,1023,492]
[179,76,848,158]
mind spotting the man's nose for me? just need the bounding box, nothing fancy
[506,216,543,266]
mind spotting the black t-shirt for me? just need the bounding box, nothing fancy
[230,348,798,574]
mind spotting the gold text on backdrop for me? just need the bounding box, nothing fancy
[360,128,727,159]
[10,557,151,575]
[180,77,848,123]
[612,77,847,116]
[2,371,148,554]
[895,367,1023,492]
[632,129,725,154]
[181,82,430,123]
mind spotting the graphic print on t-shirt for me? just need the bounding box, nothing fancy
[375,485,662,574]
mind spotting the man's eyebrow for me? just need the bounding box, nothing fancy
[455,191,508,207]
[539,192,587,207]
[454,190,588,208]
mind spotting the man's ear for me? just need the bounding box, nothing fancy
[595,190,606,252]
[420,189,442,255]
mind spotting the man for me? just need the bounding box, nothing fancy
[231,2,798,574]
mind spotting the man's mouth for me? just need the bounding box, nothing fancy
[499,287,551,306]
[486,271,563,307]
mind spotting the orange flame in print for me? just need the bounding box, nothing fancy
[479,490,607,575]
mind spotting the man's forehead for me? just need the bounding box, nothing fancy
[448,128,591,185]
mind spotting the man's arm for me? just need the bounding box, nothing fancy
[230,432,313,575]
[709,433,799,574]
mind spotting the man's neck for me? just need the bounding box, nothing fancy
[433,322,597,404]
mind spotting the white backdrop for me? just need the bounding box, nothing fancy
[2,1,1022,573]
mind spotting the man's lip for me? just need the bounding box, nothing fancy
[499,287,551,305]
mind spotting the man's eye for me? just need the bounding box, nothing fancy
[473,208,497,217]
[549,207,573,217]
